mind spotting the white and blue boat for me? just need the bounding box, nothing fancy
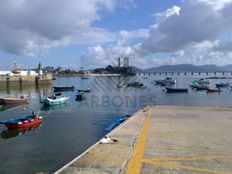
[43,93,69,106]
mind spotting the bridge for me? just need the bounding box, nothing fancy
[137,72,232,76]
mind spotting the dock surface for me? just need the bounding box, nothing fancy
[55,105,232,174]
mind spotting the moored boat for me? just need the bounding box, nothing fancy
[81,77,89,79]
[76,92,86,101]
[166,87,188,93]
[194,85,209,91]
[154,77,176,86]
[105,115,131,131]
[43,93,69,106]
[0,113,42,129]
[0,96,28,104]
[207,88,222,93]
[215,83,230,88]
[192,79,210,85]
[53,86,75,92]
[77,88,91,93]
[127,82,144,87]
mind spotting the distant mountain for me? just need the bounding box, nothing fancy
[144,64,232,73]
[131,66,144,73]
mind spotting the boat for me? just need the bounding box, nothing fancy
[154,77,176,86]
[127,82,144,87]
[166,87,188,93]
[76,92,86,101]
[77,88,91,93]
[81,77,89,80]
[105,115,131,131]
[0,113,42,129]
[1,122,41,139]
[53,86,75,92]
[215,83,230,88]
[0,96,28,104]
[192,79,210,85]
[43,93,69,106]
[11,61,22,74]
[207,88,222,93]
[194,85,209,91]
[116,84,125,88]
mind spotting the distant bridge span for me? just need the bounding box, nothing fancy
[137,71,232,76]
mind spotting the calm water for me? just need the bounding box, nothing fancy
[1,73,232,174]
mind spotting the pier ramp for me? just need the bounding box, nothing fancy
[55,105,232,174]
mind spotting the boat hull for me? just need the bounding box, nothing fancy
[207,89,222,93]
[53,86,75,92]
[0,98,28,104]
[2,117,42,129]
[105,115,131,131]
[215,84,229,88]
[166,87,188,93]
[43,97,69,106]
[76,94,85,101]
[77,89,91,93]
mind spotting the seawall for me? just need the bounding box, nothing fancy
[0,73,52,89]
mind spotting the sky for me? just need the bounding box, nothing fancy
[0,0,232,70]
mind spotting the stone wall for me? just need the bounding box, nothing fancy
[0,73,52,88]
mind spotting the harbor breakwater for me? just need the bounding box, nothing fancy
[0,73,52,89]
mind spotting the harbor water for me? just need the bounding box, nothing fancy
[0,73,232,174]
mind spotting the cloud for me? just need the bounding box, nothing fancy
[0,0,122,55]
[80,44,135,68]
[80,27,149,68]
[73,27,117,45]
[137,0,232,55]
[130,0,232,67]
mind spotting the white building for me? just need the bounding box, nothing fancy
[0,70,38,76]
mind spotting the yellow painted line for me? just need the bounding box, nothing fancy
[142,159,232,174]
[144,156,231,162]
[126,109,151,174]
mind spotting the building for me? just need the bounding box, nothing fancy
[118,57,121,67]
[123,57,129,67]
[38,62,43,75]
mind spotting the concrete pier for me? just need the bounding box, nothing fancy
[55,105,232,174]
[0,74,52,89]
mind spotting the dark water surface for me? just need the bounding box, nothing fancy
[0,73,232,174]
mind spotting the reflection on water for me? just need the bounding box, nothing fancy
[1,123,42,139]
[41,103,68,112]
[0,103,28,111]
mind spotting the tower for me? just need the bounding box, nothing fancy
[123,57,129,67]
[38,62,43,75]
[118,57,121,67]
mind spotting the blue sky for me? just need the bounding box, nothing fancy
[0,0,232,70]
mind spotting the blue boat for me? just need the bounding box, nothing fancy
[105,115,131,131]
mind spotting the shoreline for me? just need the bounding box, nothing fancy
[55,73,134,77]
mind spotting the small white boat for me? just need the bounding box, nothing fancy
[154,77,176,86]
[43,93,69,106]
